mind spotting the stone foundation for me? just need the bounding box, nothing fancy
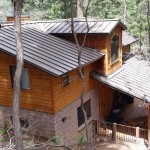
[54,87,99,145]
[0,106,55,138]
[0,88,99,146]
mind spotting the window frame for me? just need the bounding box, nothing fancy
[9,65,31,90]
[77,99,91,127]
[62,73,69,86]
[111,34,119,63]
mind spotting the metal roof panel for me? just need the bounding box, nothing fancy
[0,24,104,77]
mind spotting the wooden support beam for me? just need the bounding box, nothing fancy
[148,104,150,143]
[136,127,139,138]
[112,123,117,142]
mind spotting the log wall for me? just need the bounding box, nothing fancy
[0,51,53,113]
[99,83,114,120]
[51,62,98,112]
[0,50,98,113]
[55,25,123,76]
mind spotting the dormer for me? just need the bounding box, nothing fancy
[43,18,127,76]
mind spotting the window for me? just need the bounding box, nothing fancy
[77,100,91,127]
[20,118,29,128]
[10,116,29,128]
[10,66,30,90]
[111,35,119,63]
[62,73,69,86]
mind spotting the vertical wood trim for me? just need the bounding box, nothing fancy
[136,127,139,138]
[148,104,150,143]
[50,75,54,113]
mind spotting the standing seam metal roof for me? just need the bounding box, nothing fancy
[122,31,139,46]
[38,18,127,34]
[0,24,104,77]
[91,56,150,103]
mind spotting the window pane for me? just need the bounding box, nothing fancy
[62,73,69,85]
[77,100,91,127]
[21,68,30,90]
[77,107,84,127]
[111,35,119,63]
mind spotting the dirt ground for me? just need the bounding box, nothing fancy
[93,139,149,150]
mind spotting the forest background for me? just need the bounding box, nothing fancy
[0,0,149,52]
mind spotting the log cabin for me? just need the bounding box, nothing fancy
[0,18,149,145]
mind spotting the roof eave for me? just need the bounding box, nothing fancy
[90,72,150,103]
[107,21,127,34]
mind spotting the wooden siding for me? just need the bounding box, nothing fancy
[55,25,123,76]
[122,45,130,54]
[106,26,123,75]
[0,24,124,115]
[0,50,98,114]
[51,62,98,113]
[99,83,114,120]
[148,104,150,142]
[0,51,53,113]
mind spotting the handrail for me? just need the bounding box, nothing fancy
[95,120,148,143]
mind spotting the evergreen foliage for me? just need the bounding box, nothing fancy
[0,0,149,49]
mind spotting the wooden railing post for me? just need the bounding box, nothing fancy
[136,127,139,138]
[148,104,150,144]
[96,120,100,134]
[112,123,117,142]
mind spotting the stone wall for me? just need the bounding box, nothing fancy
[0,106,55,138]
[54,87,99,146]
[0,87,99,146]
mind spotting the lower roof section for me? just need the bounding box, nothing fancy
[91,56,150,103]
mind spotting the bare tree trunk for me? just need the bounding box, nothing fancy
[147,0,150,50]
[70,0,91,149]
[123,0,127,24]
[77,0,84,17]
[13,0,24,149]
[139,3,143,51]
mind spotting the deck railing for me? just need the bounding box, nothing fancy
[94,120,148,143]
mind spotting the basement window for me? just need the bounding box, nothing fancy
[77,100,91,127]
[10,116,29,128]
[111,35,119,63]
[10,66,30,90]
[62,73,69,86]
[20,118,29,128]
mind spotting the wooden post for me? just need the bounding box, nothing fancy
[136,127,139,138]
[112,123,117,142]
[96,120,100,134]
[148,104,150,144]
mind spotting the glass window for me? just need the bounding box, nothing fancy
[77,100,91,127]
[10,66,30,90]
[21,68,30,90]
[111,35,119,63]
[62,73,69,86]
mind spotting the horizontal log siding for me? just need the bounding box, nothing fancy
[56,25,122,76]
[52,62,98,113]
[106,26,123,75]
[0,51,53,113]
